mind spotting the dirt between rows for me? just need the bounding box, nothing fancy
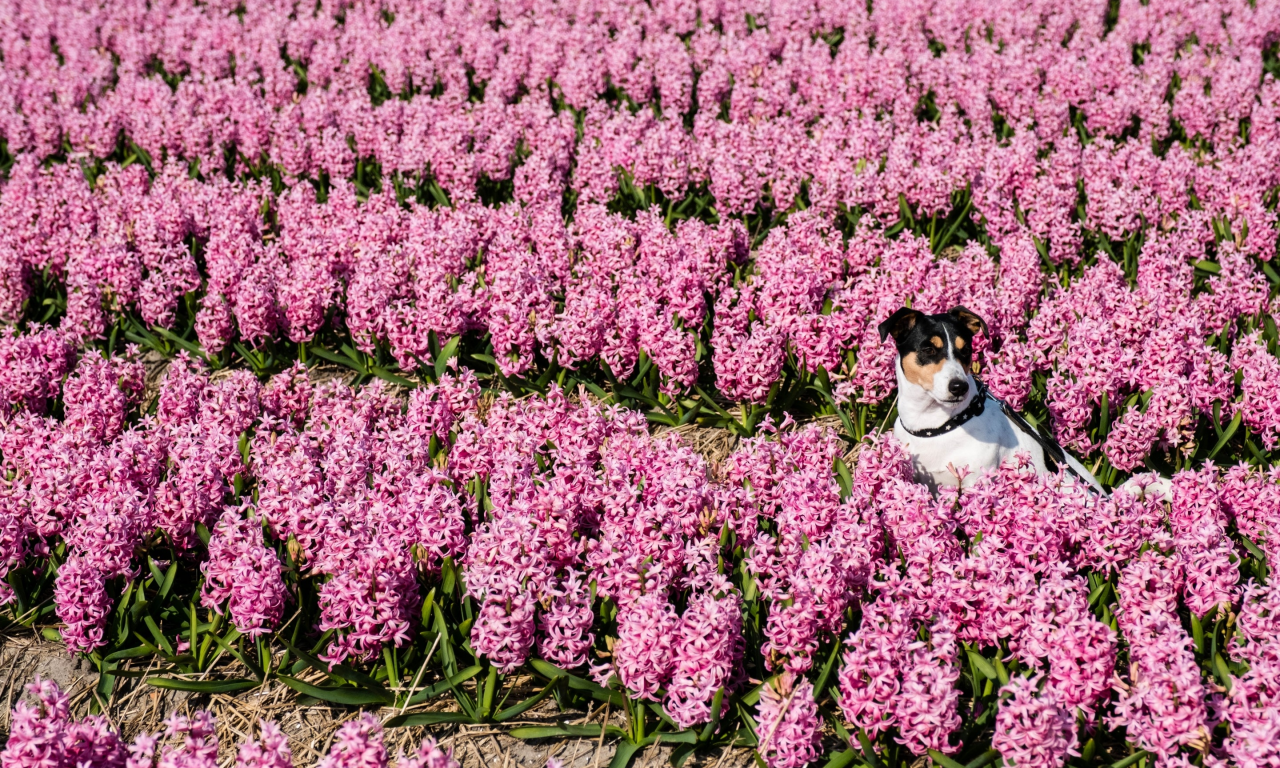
[0,631,774,767]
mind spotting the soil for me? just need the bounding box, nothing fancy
[0,632,762,767]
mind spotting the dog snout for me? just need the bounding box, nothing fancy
[948,378,969,399]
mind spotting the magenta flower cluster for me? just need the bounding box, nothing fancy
[0,346,1279,764]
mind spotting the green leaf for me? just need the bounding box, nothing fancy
[370,366,417,388]
[146,677,258,694]
[693,385,737,422]
[408,665,484,705]
[1194,259,1222,274]
[104,644,157,662]
[510,724,617,740]
[279,638,390,698]
[205,627,254,673]
[741,676,775,706]
[436,336,461,379]
[814,641,842,699]
[927,750,965,768]
[670,743,698,768]
[698,688,725,743]
[1087,579,1109,607]
[528,658,626,707]
[608,739,642,768]
[992,656,1010,686]
[41,627,61,643]
[1214,653,1234,693]
[644,731,695,745]
[494,681,556,723]
[142,616,174,657]
[440,562,458,598]
[278,676,393,706]
[1208,411,1242,459]
[647,701,679,730]
[147,557,165,585]
[1264,263,1280,286]
[966,650,998,681]
[820,749,860,768]
[1241,534,1267,563]
[151,325,207,358]
[964,750,1000,768]
[94,662,117,713]
[158,561,177,600]
[734,706,760,748]
[856,730,883,768]
[384,711,476,727]
[1111,751,1149,768]
[309,344,365,372]
[833,458,853,499]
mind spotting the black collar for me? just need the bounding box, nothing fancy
[900,380,989,438]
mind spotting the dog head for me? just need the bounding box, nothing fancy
[878,306,988,408]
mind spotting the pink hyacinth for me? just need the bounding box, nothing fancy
[755,672,822,768]
[836,598,913,738]
[992,675,1078,768]
[471,582,538,675]
[894,617,963,756]
[393,738,459,768]
[1,677,125,768]
[156,713,219,768]
[536,569,596,671]
[612,590,679,701]
[201,504,288,639]
[315,537,421,667]
[63,351,145,444]
[235,721,293,768]
[317,715,387,768]
[52,554,113,653]
[664,586,745,728]
[1109,544,1210,761]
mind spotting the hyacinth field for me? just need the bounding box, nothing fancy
[7,0,1280,765]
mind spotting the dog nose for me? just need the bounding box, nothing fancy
[948,379,969,398]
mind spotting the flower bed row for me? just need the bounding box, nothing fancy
[0,352,1278,766]
[2,195,1279,485]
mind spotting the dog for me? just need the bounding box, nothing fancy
[877,306,1107,495]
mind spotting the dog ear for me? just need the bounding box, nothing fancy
[948,306,987,337]
[877,307,922,343]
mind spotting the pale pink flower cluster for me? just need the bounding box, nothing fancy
[201,503,288,639]
[755,673,823,768]
[0,680,458,768]
[1218,579,1280,767]
[993,674,1078,767]
[317,714,458,768]
[1109,542,1210,762]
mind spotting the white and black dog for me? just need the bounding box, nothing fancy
[877,306,1107,495]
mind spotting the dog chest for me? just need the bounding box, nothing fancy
[894,406,1026,490]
